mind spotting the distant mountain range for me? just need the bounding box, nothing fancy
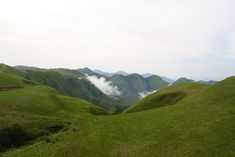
[14,65,39,70]
[93,70,129,77]
[79,67,216,85]
[13,65,217,112]
[81,68,174,83]
[78,68,170,104]
[173,77,217,85]
[107,74,169,104]
[142,73,175,83]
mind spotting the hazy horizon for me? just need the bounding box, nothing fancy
[6,64,230,81]
[1,0,235,80]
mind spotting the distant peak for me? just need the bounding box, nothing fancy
[173,77,194,84]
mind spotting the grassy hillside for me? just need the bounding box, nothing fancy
[0,67,106,152]
[0,64,106,121]
[1,64,235,157]
[126,82,209,113]
[0,70,26,88]
[0,64,36,88]
[20,69,124,112]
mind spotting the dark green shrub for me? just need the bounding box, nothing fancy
[0,124,28,150]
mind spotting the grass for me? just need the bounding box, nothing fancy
[21,69,124,112]
[0,71,26,88]
[125,82,209,113]
[0,66,107,153]
[0,65,235,157]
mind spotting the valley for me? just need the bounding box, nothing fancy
[0,64,234,157]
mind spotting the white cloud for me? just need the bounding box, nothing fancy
[86,75,121,95]
[139,90,158,99]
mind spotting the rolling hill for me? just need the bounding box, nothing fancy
[125,82,208,113]
[0,64,234,157]
[0,65,106,152]
[14,67,125,112]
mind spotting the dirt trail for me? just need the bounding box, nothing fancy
[0,86,23,91]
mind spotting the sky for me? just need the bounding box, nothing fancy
[0,0,235,80]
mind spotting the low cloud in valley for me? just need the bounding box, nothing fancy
[86,75,121,96]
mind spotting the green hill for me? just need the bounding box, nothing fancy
[0,64,36,88]
[16,68,124,112]
[0,64,235,157]
[2,76,234,157]
[125,82,208,113]
[0,66,106,153]
[173,77,194,84]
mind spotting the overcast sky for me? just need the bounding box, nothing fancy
[0,0,235,80]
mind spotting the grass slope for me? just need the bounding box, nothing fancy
[125,82,209,113]
[0,64,28,87]
[0,67,106,152]
[21,69,124,112]
[1,73,235,157]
